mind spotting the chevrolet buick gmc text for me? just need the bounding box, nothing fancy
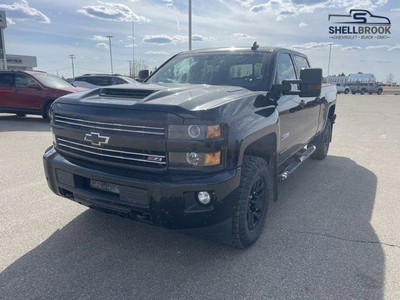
[43,46,337,248]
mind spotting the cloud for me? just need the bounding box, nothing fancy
[125,43,138,48]
[290,42,340,52]
[0,0,50,24]
[235,0,254,6]
[6,17,16,25]
[90,35,109,42]
[341,46,362,51]
[95,42,109,49]
[143,34,213,44]
[78,2,149,23]
[388,46,400,51]
[249,0,388,21]
[299,22,308,27]
[233,33,256,40]
[365,45,390,50]
[146,51,169,55]
[391,8,400,12]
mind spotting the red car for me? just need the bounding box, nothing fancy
[0,70,86,119]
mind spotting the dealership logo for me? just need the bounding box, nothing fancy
[328,9,391,40]
[84,132,110,146]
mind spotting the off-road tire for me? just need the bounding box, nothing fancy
[360,89,366,95]
[352,91,356,95]
[344,89,349,94]
[231,156,270,249]
[377,89,383,95]
[311,119,332,160]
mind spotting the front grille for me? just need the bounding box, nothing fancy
[54,115,166,137]
[56,137,166,169]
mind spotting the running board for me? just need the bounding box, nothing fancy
[278,145,316,182]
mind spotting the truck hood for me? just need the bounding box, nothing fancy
[55,83,261,117]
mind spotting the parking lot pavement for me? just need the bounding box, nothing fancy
[1,94,399,299]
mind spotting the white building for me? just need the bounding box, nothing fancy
[6,54,37,70]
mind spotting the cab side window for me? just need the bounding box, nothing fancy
[294,55,310,71]
[0,73,14,87]
[15,74,37,88]
[276,53,297,90]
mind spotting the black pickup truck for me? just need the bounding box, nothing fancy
[43,45,337,248]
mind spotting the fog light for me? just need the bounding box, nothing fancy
[197,191,211,205]
[188,125,201,139]
[186,152,202,166]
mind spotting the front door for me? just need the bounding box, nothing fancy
[275,52,305,164]
[0,73,15,108]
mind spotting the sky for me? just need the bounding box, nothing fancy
[0,0,399,81]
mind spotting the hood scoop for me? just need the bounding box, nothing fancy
[99,88,158,99]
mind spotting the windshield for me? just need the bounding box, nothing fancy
[148,52,270,91]
[35,74,73,89]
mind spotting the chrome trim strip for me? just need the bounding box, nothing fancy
[54,119,165,135]
[55,115,164,131]
[57,143,166,165]
[57,138,165,158]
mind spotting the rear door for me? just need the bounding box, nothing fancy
[0,73,15,108]
[14,73,46,110]
[293,54,321,143]
[275,52,305,164]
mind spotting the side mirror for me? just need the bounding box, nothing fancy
[28,83,41,90]
[138,70,149,81]
[299,68,322,97]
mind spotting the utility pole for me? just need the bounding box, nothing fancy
[69,54,76,79]
[327,43,332,77]
[106,35,113,74]
[132,21,135,77]
[128,60,132,77]
[188,0,192,51]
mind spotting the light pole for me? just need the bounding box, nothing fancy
[106,35,113,74]
[188,0,192,51]
[69,54,76,79]
[128,60,132,77]
[327,43,332,77]
[132,21,135,77]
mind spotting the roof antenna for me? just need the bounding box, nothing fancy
[251,41,259,51]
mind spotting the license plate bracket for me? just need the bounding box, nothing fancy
[90,179,120,194]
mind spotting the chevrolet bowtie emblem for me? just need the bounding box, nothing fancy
[84,132,110,146]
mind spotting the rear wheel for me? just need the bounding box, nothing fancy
[344,88,349,94]
[360,89,366,95]
[352,91,356,95]
[311,119,332,160]
[377,89,383,95]
[232,156,270,249]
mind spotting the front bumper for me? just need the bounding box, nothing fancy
[43,147,241,230]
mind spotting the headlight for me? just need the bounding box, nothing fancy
[169,151,221,167]
[168,125,221,140]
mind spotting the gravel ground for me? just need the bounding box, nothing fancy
[0,94,399,299]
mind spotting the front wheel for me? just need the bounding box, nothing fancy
[344,89,349,94]
[42,102,53,120]
[310,119,332,160]
[377,89,383,95]
[360,89,366,95]
[231,156,270,248]
[352,91,356,95]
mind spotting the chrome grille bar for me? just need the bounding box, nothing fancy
[54,115,165,136]
[56,138,166,165]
